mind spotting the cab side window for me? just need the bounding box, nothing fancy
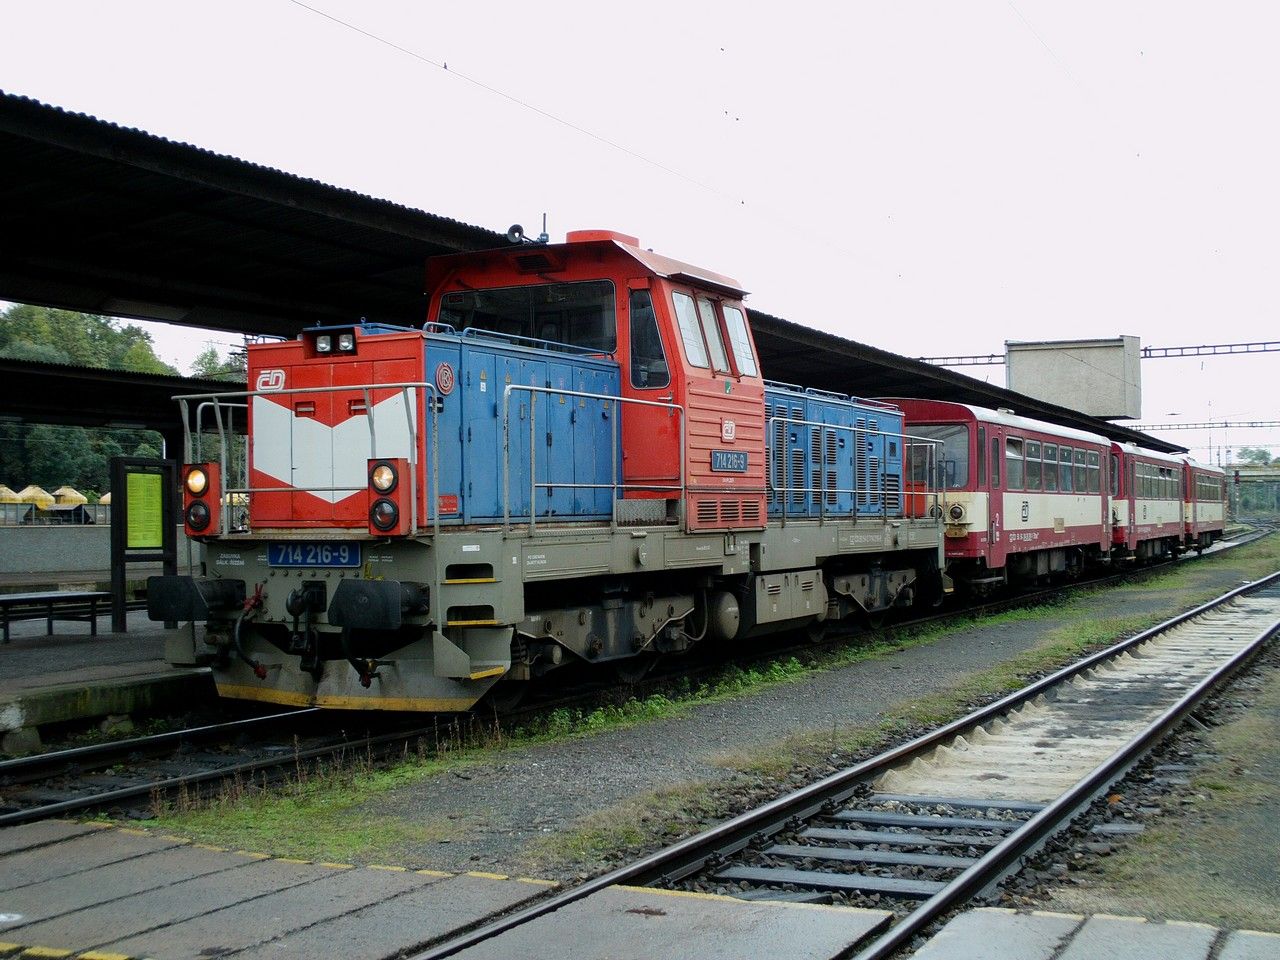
[672,292,709,368]
[722,305,759,377]
[696,297,730,373]
[628,290,669,389]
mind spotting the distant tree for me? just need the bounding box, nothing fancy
[0,340,73,364]
[190,344,247,381]
[1237,447,1277,466]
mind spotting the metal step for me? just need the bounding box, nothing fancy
[716,865,945,899]
[766,843,978,870]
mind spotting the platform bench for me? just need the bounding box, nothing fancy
[0,590,111,643]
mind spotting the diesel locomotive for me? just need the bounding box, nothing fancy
[149,231,950,711]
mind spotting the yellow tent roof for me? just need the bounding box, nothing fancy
[16,485,55,508]
[53,486,89,505]
[0,484,19,503]
[99,491,112,505]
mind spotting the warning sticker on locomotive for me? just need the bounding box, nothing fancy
[711,450,748,473]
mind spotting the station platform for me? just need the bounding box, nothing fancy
[0,610,211,752]
[909,907,1280,960]
[0,820,894,960]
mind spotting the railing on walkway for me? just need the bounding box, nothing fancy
[174,381,440,537]
[501,383,686,535]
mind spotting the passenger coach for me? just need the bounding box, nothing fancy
[891,400,1111,591]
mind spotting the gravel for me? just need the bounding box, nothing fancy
[355,553,1271,880]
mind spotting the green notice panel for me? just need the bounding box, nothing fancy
[126,471,164,549]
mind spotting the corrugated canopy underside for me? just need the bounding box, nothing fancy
[0,90,1181,452]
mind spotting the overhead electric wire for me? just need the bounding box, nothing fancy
[286,0,732,203]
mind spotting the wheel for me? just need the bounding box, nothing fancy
[483,678,528,714]
[613,653,658,684]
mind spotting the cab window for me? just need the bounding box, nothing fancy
[696,297,730,373]
[722,306,758,377]
[628,290,669,389]
[439,279,616,351]
[910,424,969,488]
[672,292,709,368]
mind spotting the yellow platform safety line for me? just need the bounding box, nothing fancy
[0,946,22,958]
[318,862,355,870]
[415,868,453,878]
[468,666,506,681]
[18,949,73,959]
[368,864,408,872]
[234,850,272,860]
[516,877,559,887]
[442,578,497,584]
[192,843,227,852]
[465,870,509,880]
[274,857,312,865]
[79,953,137,960]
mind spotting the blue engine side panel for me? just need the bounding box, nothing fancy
[764,385,904,518]
[423,330,620,524]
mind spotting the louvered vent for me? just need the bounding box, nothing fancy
[884,473,902,512]
[741,500,762,523]
[721,500,741,522]
[515,253,555,272]
[697,500,719,523]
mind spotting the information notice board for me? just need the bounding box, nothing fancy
[110,457,178,631]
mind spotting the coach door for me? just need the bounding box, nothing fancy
[988,427,1005,564]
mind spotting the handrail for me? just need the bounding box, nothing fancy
[174,381,439,537]
[766,413,944,524]
[460,326,607,357]
[501,384,686,535]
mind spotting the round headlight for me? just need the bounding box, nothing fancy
[370,462,397,492]
[929,503,944,519]
[186,500,211,531]
[948,503,965,521]
[186,468,208,496]
[370,498,399,531]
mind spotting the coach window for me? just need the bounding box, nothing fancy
[991,437,1001,487]
[1006,438,1024,489]
[1074,449,1088,492]
[696,298,730,373]
[1026,440,1042,490]
[976,426,986,485]
[1087,451,1101,493]
[672,292,709,368]
[722,306,759,377]
[629,290,669,389]
[1110,454,1120,496]
[1059,446,1074,492]
[1042,443,1058,491]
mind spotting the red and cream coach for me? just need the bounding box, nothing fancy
[1183,458,1227,551]
[893,400,1111,591]
[1110,442,1187,561]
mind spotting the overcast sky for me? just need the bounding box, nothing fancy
[2,1,1276,462]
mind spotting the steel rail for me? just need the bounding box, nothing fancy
[0,708,319,785]
[850,571,1280,960]
[0,713,451,828]
[409,568,1280,960]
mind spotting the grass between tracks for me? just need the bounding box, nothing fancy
[137,534,1279,867]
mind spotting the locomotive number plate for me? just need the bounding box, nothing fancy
[268,542,362,568]
[711,450,749,473]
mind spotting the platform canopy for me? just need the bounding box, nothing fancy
[0,90,1180,452]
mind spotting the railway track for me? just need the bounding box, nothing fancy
[409,569,1280,960]
[0,529,1267,832]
